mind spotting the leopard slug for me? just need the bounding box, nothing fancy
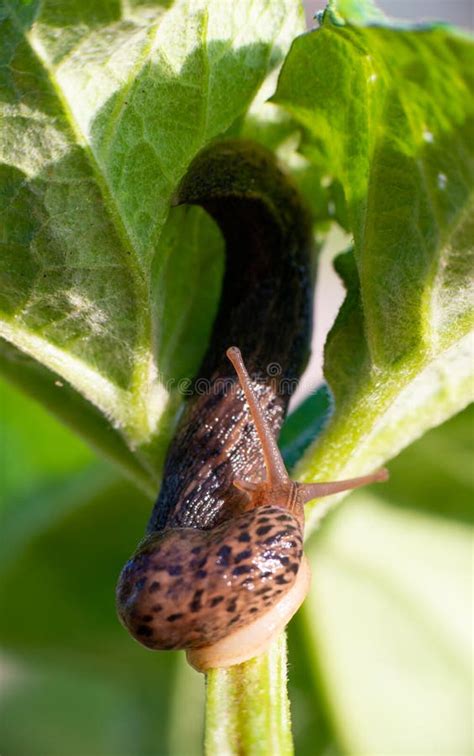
[116,141,387,672]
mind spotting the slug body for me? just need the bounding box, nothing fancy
[116,141,387,671]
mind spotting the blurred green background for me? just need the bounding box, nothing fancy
[0,373,472,755]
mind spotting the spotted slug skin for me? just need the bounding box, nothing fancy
[118,507,304,650]
[116,140,313,658]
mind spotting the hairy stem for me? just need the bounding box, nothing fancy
[205,633,293,756]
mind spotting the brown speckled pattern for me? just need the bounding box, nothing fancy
[117,506,303,649]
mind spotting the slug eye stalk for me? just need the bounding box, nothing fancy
[226,345,388,511]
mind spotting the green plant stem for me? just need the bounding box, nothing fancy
[205,633,293,756]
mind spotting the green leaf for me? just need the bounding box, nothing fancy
[299,407,473,756]
[0,0,304,484]
[325,0,386,25]
[0,338,157,495]
[273,1,474,525]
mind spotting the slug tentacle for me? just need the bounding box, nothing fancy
[226,346,289,489]
[116,140,387,672]
[297,468,389,503]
